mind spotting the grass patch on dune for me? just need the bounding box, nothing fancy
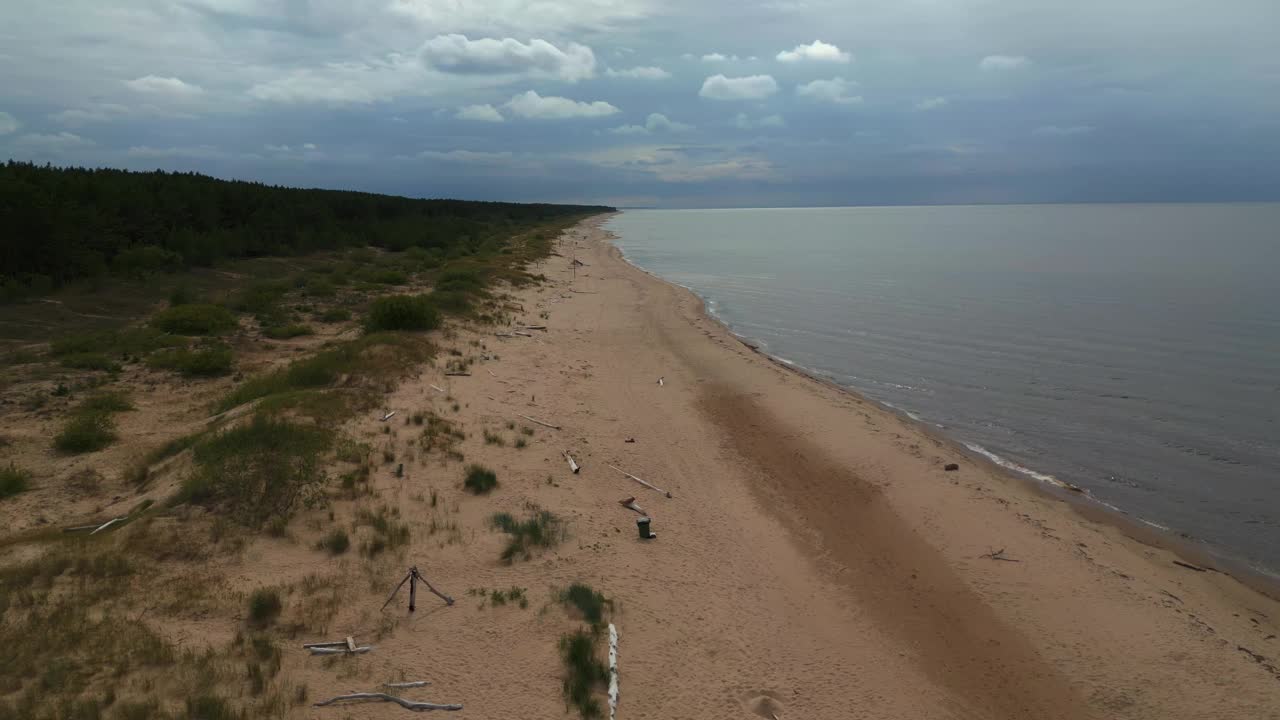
[560,629,609,720]
[53,411,117,454]
[559,583,613,630]
[76,391,134,414]
[57,352,120,373]
[215,333,428,414]
[464,465,498,495]
[262,323,314,340]
[147,344,234,377]
[0,463,31,499]
[489,506,563,563]
[365,294,440,332]
[174,414,331,527]
[151,304,237,336]
[355,505,411,557]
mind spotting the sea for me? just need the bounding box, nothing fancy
[605,204,1280,576]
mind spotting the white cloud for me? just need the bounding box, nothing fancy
[0,112,19,135]
[418,149,515,163]
[701,53,739,62]
[580,144,775,183]
[915,97,948,111]
[796,77,862,105]
[608,112,693,135]
[14,132,92,152]
[124,75,203,96]
[50,103,130,126]
[456,104,505,122]
[1033,125,1095,137]
[699,74,778,101]
[129,145,229,159]
[247,59,420,104]
[979,55,1029,70]
[302,143,317,150]
[734,113,786,129]
[421,34,595,82]
[776,40,851,63]
[505,90,619,119]
[605,66,671,80]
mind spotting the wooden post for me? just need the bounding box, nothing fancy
[409,571,417,612]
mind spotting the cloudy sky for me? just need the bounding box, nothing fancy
[2,0,1278,207]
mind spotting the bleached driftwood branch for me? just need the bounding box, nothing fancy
[90,517,126,535]
[564,452,580,474]
[512,331,533,337]
[444,371,471,377]
[381,411,397,422]
[608,623,619,720]
[606,464,673,498]
[518,413,560,430]
[385,681,430,689]
[313,693,461,712]
[308,645,372,655]
[617,497,646,515]
[430,384,446,393]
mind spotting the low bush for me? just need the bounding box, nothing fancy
[317,307,351,323]
[365,294,440,332]
[147,345,234,377]
[0,463,31,499]
[59,352,120,372]
[317,529,350,555]
[151,304,237,335]
[77,391,134,414]
[263,323,314,340]
[560,583,613,629]
[464,465,498,495]
[490,507,563,563]
[247,588,282,627]
[54,412,117,454]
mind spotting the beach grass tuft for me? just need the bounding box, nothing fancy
[464,464,498,495]
[489,507,564,563]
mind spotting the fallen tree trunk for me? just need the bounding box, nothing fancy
[565,452,580,474]
[313,692,461,712]
[308,645,372,655]
[385,681,430,689]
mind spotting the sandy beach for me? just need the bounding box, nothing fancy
[5,214,1278,719]
[287,215,1278,719]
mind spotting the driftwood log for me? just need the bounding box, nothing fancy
[313,692,461,712]
[385,681,430,689]
[308,645,372,655]
[608,623,619,720]
[565,452,580,474]
[518,413,560,430]
[607,463,673,498]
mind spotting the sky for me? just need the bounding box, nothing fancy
[1,0,1278,208]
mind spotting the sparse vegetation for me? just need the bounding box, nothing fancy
[0,463,31,499]
[483,429,506,446]
[515,437,528,449]
[365,294,440,332]
[464,464,498,495]
[356,505,411,557]
[146,344,234,377]
[58,351,120,372]
[151,303,237,335]
[76,391,134,414]
[318,307,351,323]
[317,529,350,555]
[175,414,332,526]
[248,588,283,627]
[53,411,117,454]
[263,323,314,340]
[560,583,613,629]
[561,629,609,719]
[489,506,564,563]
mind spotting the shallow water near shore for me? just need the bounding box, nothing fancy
[606,204,1280,575]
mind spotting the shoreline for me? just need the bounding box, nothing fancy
[602,215,1280,600]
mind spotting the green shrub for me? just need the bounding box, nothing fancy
[169,286,196,306]
[317,307,350,323]
[77,391,134,414]
[51,327,183,358]
[54,413,117,454]
[360,268,408,285]
[560,583,612,628]
[463,465,498,495]
[0,463,31,499]
[247,589,282,627]
[490,507,564,563]
[151,304,237,335]
[59,352,120,372]
[147,345,234,377]
[561,630,608,719]
[114,245,182,276]
[263,323,314,340]
[365,295,440,332]
[318,529,349,555]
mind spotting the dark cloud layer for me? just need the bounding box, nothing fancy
[1,0,1277,207]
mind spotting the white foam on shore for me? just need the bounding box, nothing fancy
[962,441,1064,487]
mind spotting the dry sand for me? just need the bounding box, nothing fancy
[296,215,1279,719]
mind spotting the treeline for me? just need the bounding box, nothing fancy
[0,161,611,300]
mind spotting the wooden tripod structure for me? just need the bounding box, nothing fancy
[381,565,454,613]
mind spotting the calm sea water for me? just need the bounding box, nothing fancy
[605,204,1280,575]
